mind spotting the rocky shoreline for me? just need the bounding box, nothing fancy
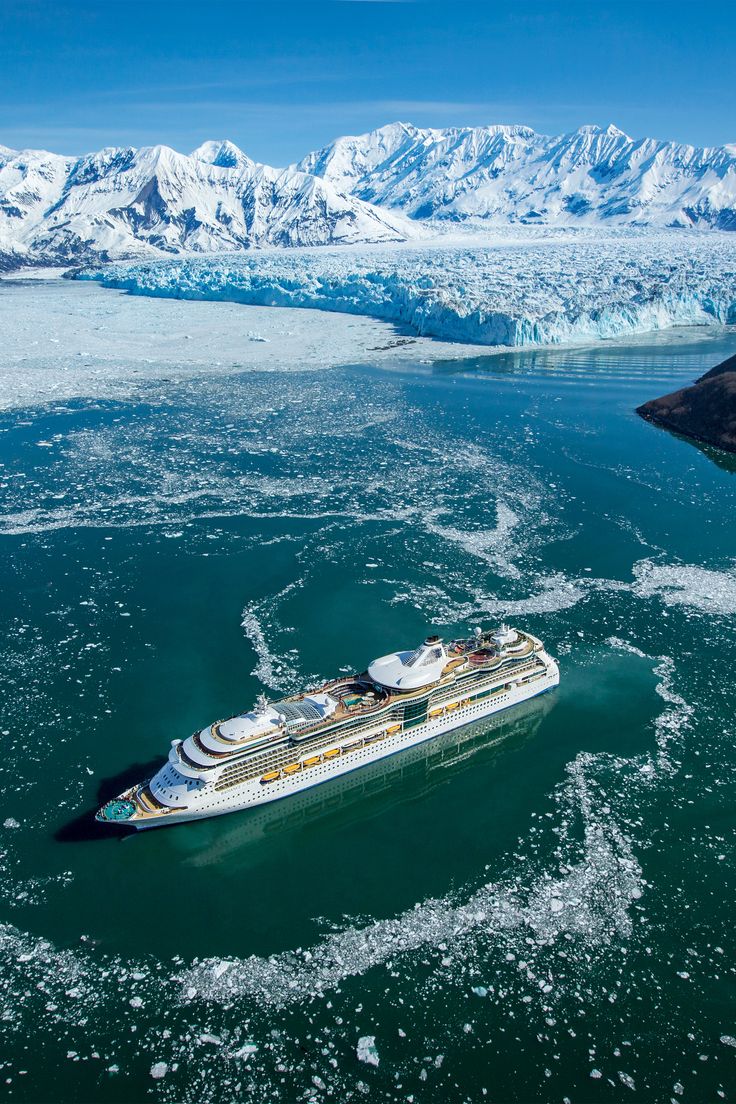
[637,351,736,454]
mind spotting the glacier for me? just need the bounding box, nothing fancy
[77,230,736,349]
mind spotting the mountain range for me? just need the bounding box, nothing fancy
[2,122,736,269]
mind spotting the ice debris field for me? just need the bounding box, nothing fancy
[79,230,736,349]
[1,269,735,1101]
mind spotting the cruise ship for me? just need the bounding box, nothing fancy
[96,625,559,829]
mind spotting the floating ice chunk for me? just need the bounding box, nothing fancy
[234,1043,258,1059]
[357,1036,379,1067]
[3,818,20,829]
[150,1062,168,1079]
[720,1035,736,1048]
[618,1071,636,1090]
[471,986,488,998]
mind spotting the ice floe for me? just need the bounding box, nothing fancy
[356,1036,379,1067]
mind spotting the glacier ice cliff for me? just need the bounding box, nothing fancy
[77,232,736,349]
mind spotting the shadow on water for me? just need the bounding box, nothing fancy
[680,433,736,474]
[54,758,161,843]
[171,693,556,871]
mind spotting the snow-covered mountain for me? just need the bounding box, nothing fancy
[297,122,736,229]
[0,139,411,269]
[3,121,736,271]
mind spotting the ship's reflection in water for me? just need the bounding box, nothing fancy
[172,691,555,870]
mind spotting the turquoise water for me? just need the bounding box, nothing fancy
[1,305,735,1102]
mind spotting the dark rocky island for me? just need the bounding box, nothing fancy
[637,351,736,454]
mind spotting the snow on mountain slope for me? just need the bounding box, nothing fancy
[297,122,736,229]
[0,148,73,267]
[77,230,736,348]
[0,140,411,268]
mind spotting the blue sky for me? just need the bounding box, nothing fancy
[2,0,734,161]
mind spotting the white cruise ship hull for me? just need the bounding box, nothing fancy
[129,656,559,830]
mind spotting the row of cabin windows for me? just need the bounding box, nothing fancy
[213,681,547,793]
[210,665,545,790]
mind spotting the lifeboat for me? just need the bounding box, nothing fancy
[260,770,280,784]
[303,755,321,768]
[386,724,401,735]
[428,706,444,718]
[342,738,363,751]
[282,763,301,775]
[445,701,459,711]
[323,748,341,759]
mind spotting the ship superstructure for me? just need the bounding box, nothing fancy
[97,625,559,829]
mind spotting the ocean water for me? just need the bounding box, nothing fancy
[0,281,735,1103]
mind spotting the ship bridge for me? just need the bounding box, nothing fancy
[368,635,447,691]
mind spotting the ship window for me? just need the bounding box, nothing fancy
[405,644,443,668]
[277,700,325,726]
[421,647,443,665]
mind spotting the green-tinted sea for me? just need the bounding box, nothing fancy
[0,281,735,1103]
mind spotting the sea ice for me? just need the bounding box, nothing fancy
[0,274,490,412]
[356,1036,380,1066]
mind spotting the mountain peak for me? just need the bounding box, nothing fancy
[190,139,253,170]
[575,123,630,140]
[483,123,537,139]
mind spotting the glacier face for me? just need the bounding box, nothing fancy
[297,121,736,229]
[77,231,736,349]
[3,120,736,271]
